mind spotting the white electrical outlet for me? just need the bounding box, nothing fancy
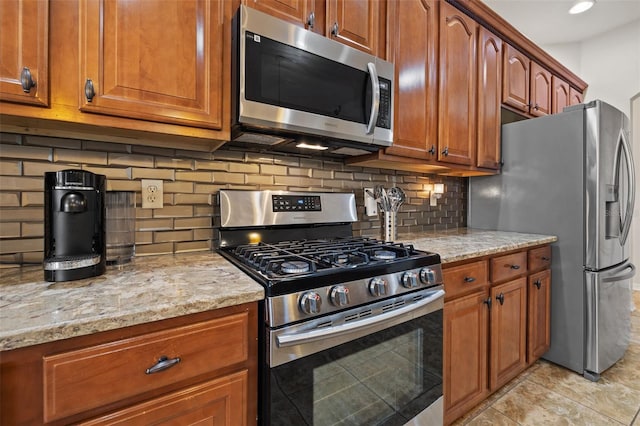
[364,188,378,216]
[141,179,163,209]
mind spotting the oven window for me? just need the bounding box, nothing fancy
[266,310,442,426]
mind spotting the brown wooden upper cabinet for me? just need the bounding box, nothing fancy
[79,0,226,129]
[503,43,569,118]
[244,0,322,32]
[0,0,49,107]
[383,0,439,161]
[438,2,477,167]
[552,75,571,113]
[439,3,502,171]
[476,27,502,170]
[570,86,584,105]
[244,0,382,57]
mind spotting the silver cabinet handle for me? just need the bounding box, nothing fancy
[307,11,315,28]
[331,22,339,36]
[84,79,96,102]
[145,355,181,374]
[464,276,476,283]
[20,67,36,93]
[365,62,380,135]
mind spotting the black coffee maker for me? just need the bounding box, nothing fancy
[44,170,106,282]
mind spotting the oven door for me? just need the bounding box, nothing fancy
[264,288,444,426]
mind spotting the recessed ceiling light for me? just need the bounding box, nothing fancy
[569,0,595,14]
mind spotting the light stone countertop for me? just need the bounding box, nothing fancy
[398,228,557,264]
[0,252,264,351]
[0,228,556,351]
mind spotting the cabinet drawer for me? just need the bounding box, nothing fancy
[79,371,247,426]
[443,260,488,300]
[490,251,527,283]
[43,312,250,422]
[528,245,551,272]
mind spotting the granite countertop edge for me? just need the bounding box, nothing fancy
[0,229,556,351]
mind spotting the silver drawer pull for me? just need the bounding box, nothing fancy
[463,276,476,283]
[509,264,521,270]
[145,355,181,374]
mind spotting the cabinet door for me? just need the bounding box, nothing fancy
[80,372,247,426]
[0,0,49,106]
[438,2,477,166]
[502,43,529,114]
[327,0,380,56]
[443,291,490,424]
[528,269,551,363]
[490,277,527,390]
[244,0,320,33]
[569,87,584,105]
[476,27,502,170]
[79,0,225,129]
[552,76,570,114]
[384,0,438,160]
[530,62,551,116]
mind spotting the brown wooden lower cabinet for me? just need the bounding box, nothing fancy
[0,302,258,426]
[443,245,551,425]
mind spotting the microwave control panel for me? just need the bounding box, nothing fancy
[377,78,392,129]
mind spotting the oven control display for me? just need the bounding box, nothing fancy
[272,195,321,212]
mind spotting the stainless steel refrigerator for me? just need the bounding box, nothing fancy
[468,100,636,381]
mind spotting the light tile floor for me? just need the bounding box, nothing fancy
[453,290,640,426]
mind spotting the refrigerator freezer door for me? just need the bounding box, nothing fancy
[584,261,635,381]
[584,101,634,270]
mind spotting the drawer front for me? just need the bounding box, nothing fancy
[44,312,250,422]
[491,251,527,283]
[443,260,489,300]
[528,245,551,272]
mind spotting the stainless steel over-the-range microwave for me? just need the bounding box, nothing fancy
[231,5,394,156]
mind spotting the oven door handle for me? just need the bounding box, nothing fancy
[276,289,445,348]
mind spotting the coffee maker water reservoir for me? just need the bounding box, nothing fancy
[44,170,106,282]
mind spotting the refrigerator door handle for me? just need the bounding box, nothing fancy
[601,263,636,283]
[617,129,635,246]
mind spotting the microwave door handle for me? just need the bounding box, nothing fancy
[618,129,635,245]
[276,289,445,348]
[366,62,380,135]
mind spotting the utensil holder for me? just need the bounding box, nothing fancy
[382,211,397,242]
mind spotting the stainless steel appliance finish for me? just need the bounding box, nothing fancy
[217,190,444,425]
[231,5,394,155]
[219,190,357,229]
[468,100,636,380]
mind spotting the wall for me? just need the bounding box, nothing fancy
[543,18,640,117]
[544,19,640,290]
[0,133,467,267]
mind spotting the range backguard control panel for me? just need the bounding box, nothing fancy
[272,195,321,212]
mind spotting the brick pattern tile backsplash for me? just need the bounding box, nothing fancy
[0,133,467,266]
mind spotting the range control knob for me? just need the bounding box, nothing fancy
[330,285,350,306]
[402,271,419,288]
[420,268,436,285]
[299,291,322,315]
[369,277,389,297]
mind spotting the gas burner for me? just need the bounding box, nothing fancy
[281,260,311,274]
[373,250,397,261]
[335,254,350,264]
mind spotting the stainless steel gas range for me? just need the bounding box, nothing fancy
[216,190,444,426]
